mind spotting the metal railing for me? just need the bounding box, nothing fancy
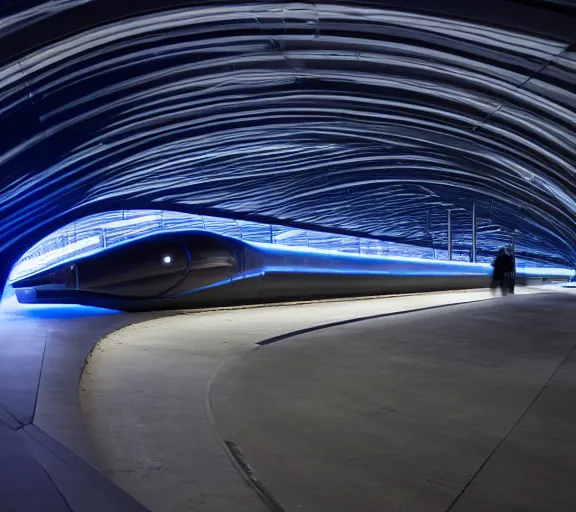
[9,210,476,283]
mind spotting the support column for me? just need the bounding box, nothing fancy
[447,210,452,260]
[472,203,477,263]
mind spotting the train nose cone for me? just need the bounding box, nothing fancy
[12,264,78,290]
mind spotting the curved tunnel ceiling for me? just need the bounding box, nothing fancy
[0,0,575,287]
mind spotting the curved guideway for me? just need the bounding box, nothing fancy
[211,293,576,512]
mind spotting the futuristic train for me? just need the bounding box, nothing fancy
[11,231,572,312]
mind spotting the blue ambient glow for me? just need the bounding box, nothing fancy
[1,2,575,300]
[245,240,494,269]
[6,210,478,284]
[10,210,574,290]
[7,209,574,307]
[0,294,120,318]
[517,267,575,278]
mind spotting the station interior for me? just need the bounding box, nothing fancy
[1,2,575,511]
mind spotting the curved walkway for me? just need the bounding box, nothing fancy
[212,293,576,511]
[0,301,179,512]
[79,288,550,512]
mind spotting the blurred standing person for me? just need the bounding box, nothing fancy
[507,246,516,294]
[491,247,514,296]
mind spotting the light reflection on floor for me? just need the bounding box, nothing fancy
[0,294,120,319]
[1,282,573,320]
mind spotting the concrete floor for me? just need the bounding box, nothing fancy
[0,300,178,512]
[0,288,502,511]
[77,287,576,512]
[211,293,576,512]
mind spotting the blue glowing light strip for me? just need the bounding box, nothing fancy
[9,210,473,283]
[8,209,575,289]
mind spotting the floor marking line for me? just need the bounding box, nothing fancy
[225,440,287,512]
[444,340,576,512]
[257,298,489,346]
[32,332,49,424]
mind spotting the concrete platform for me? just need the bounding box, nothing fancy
[77,287,576,512]
[3,289,503,511]
[0,286,571,511]
[0,301,178,512]
[211,293,576,512]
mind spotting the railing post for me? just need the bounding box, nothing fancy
[448,209,452,260]
[472,203,477,263]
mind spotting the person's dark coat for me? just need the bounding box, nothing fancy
[492,252,514,280]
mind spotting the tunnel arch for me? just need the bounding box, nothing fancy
[1,1,575,293]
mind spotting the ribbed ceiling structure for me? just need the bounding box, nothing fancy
[1,0,575,289]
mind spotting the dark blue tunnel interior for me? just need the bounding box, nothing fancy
[0,0,575,294]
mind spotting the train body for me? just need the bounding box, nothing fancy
[10,230,572,312]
